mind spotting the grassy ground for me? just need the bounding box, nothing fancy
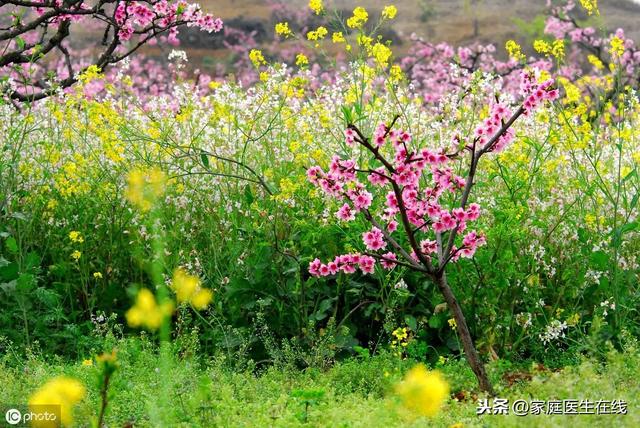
[0,337,637,427]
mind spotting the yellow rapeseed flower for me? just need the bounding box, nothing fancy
[78,65,104,84]
[125,288,174,331]
[29,376,86,427]
[389,64,403,82]
[371,42,392,68]
[191,288,214,310]
[357,34,373,49]
[551,39,565,60]
[71,250,81,261]
[579,0,599,15]
[296,53,309,67]
[307,26,328,41]
[93,272,103,279]
[382,5,398,20]
[533,39,551,55]
[171,268,213,309]
[505,40,526,61]
[172,268,199,303]
[249,49,266,68]
[610,36,625,57]
[347,7,368,29]
[125,167,167,212]
[309,0,323,15]
[275,22,292,37]
[395,365,449,417]
[332,32,345,43]
[68,231,83,243]
[588,54,604,70]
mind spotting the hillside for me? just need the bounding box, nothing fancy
[203,0,640,45]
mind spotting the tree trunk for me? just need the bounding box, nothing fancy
[434,272,494,394]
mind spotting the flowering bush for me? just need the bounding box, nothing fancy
[304,68,558,391]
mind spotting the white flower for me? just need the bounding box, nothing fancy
[394,279,408,290]
[539,319,568,345]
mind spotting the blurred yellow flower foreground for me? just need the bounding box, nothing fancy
[395,364,449,417]
[28,376,85,427]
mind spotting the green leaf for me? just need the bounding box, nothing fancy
[200,151,210,168]
[622,168,637,183]
[314,298,333,320]
[25,252,40,270]
[428,314,443,329]
[244,186,254,205]
[0,280,17,293]
[0,262,18,281]
[589,251,609,271]
[630,192,639,212]
[5,236,18,254]
[16,273,35,293]
[11,212,27,221]
[404,314,417,331]
[341,105,353,124]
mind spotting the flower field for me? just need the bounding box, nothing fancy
[0,0,639,426]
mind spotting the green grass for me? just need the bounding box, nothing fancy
[0,337,637,427]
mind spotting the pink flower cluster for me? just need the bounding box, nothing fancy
[362,227,386,251]
[474,102,513,152]
[474,73,558,153]
[308,124,489,277]
[35,0,91,23]
[308,75,558,278]
[520,74,559,113]
[114,1,222,43]
[309,254,378,276]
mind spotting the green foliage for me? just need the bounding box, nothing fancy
[0,337,638,427]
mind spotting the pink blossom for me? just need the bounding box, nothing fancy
[358,255,376,274]
[380,252,397,269]
[352,191,373,210]
[336,203,355,221]
[362,227,386,251]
